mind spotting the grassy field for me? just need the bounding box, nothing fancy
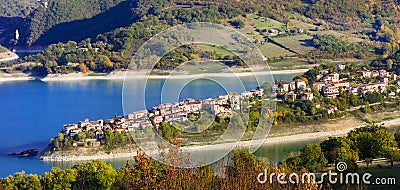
[236,14,284,42]
[194,40,295,61]
[248,14,283,30]
[194,44,234,56]
[258,42,296,58]
[272,34,316,54]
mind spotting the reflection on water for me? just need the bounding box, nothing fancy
[253,138,325,163]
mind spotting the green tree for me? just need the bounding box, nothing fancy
[299,144,328,171]
[285,152,302,169]
[385,150,400,168]
[1,172,41,190]
[348,125,397,159]
[72,160,117,190]
[76,132,86,142]
[40,168,77,190]
[387,59,393,70]
[395,132,400,148]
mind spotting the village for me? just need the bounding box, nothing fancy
[274,64,400,113]
[61,64,400,145]
[62,86,264,145]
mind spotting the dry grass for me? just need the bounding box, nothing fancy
[361,110,400,124]
[268,114,366,138]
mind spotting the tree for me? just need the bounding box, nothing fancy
[158,122,180,140]
[385,150,400,168]
[73,160,117,190]
[231,19,245,29]
[79,63,88,73]
[365,158,372,170]
[285,152,302,169]
[348,125,397,159]
[395,131,400,148]
[320,137,357,164]
[248,110,260,129]
[361,104,371,113]
[189,53,200,59]
[364,92,383,104]
[230,113,245,129]
[299,144,328,171]
[104,56,113,68]
[40,168,77,190]
[1,172,41,190]
[57,133,65,142]
[76,132,86,142]
[387,59,393,70]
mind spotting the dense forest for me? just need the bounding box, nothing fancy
[302,0,400,30]
[20,0,130,45]
[0,0,40,18]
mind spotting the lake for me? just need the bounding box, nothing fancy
[0,73,327,177]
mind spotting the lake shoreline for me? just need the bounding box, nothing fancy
[0,69,308,83]
[0,51,19,62]
[39,118,400,162]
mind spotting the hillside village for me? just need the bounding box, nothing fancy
[61,88,263,146]
[275,64,399,110]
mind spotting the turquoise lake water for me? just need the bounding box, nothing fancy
[0,73,325,177]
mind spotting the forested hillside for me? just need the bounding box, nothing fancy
[0,0,40,18]
[19,0,130,45]
[303,0,400,30]
[1,0,399,76]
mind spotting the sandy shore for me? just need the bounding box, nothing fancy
[0,68,307,83]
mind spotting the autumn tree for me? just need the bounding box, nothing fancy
[79,63,88,73]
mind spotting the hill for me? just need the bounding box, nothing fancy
[18,0,132,45]
[1,0,399,76]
